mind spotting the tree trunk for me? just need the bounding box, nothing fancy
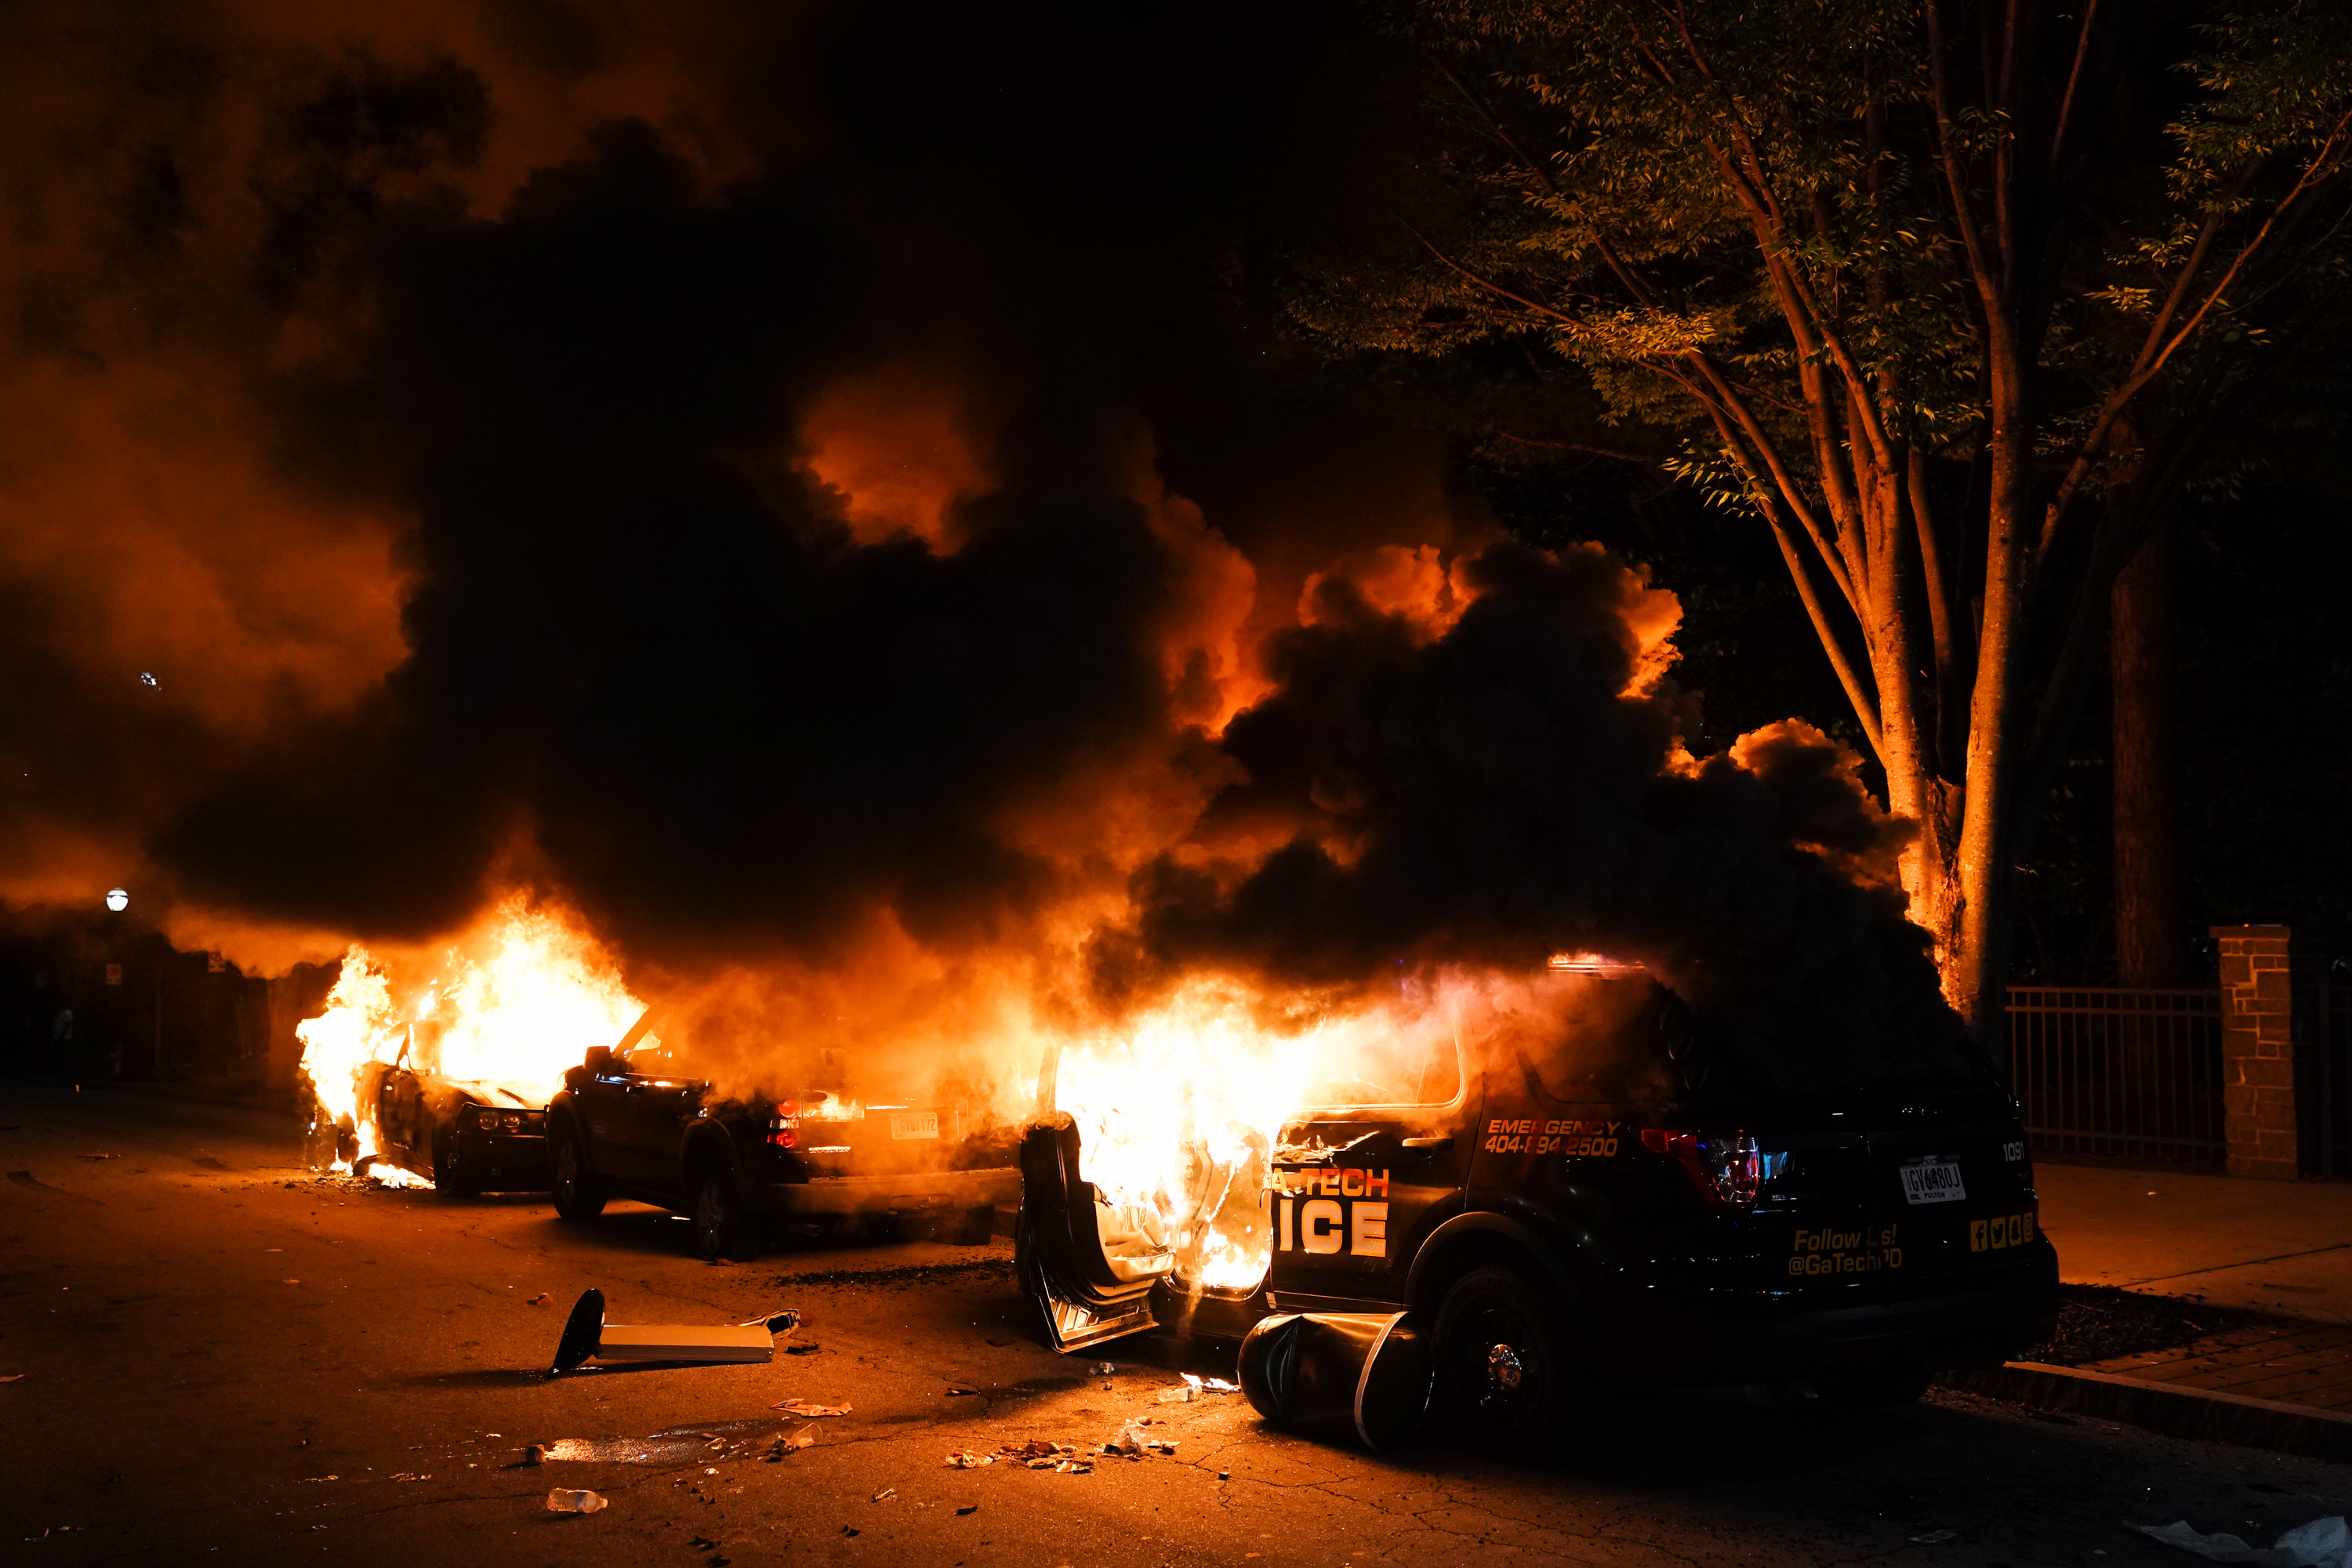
[2111,518,2181,986]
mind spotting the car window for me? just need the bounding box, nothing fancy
[1299,1028,1462,1109]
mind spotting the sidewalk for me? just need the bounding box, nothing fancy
[2039,1160,2352,1322]
[1945,1160,2352,1457]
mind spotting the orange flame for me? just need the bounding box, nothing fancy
[297,898,642,1181]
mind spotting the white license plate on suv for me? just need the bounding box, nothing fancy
[889,1112,939,1141]
[1900,1158,1966,1205]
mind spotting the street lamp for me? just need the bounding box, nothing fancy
[105,887,128,913]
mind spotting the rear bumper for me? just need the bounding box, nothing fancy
[1597,1251,2060,1388]
[742,1167,1022,1218]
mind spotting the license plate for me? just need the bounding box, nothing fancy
[890,1112,939,1141]
[1899,1158,1966,1205]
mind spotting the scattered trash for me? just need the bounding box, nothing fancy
[526,1292,554,1307]
[552,1289,798,1373]
[946,1450,989,1468]
[1156,1385,1195,1404]
[1104,1422,1152,1457]
[1199,1377,1239,1394]
[956,1504,978,1516]
[766,1425,818,1459]
[774,1400,852,1417]
[1910,1530,1959,1544]
[841,1526,860,1537]
[0,1375,23,1384]
[947,1385,981,1396]
[545,1489,608,1515]
[785,1341,822,1356]
[2136,1515,2351,1566]
[283,1279,301,1286]
[1091,1362,1116,1375]
[871,1487,897,1502]
[523,1445,547,1466]
[1218,1470,1230,1481]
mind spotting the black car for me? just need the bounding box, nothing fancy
[302,1047,553,1198]
[546,1007,1024,1260]
[1017,977,2058,1452]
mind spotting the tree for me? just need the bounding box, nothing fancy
[1291,0,2352,1034]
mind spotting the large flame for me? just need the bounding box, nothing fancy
[297,898,643,1181]
[1051,967,1607,1294]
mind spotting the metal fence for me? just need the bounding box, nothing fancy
[2318,978,2352,1177]
[2005,987,2224,1163]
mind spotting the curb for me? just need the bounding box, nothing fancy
[1940,1360,2352,1463]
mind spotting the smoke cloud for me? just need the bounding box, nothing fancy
[0,0,1964,1089]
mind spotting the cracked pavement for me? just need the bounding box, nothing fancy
[5,1081,2350,1566]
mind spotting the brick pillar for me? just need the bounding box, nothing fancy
[2212,925,2314,1178]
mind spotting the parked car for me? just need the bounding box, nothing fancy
[1017,975,2057,1454]
[546,1007,1023,1260]
[301,1034,552,1198]
[360,1059,552,1196]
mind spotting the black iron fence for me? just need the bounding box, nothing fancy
[2005,987,2224,1163]
[2317,977,2352,1177]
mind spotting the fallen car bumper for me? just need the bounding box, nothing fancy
[742,1167,1022,1218]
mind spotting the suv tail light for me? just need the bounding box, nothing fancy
[1642,1129,1781,1210]
[769,1102,798,1149]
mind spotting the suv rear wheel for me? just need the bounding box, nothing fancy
[691,1163,756,1261]
[1434,1265,1588,1459]
[550,1119,607,1223]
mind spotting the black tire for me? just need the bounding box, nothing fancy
[434,1127,481,1200]
[550,1118,607,1223]
[691,1161,756,1261]
[1433,1265,1588,1460]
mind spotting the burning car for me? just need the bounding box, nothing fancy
[547,1007,1023,1260]
[1018,966,2057,1454]
[302,1024,554,1196]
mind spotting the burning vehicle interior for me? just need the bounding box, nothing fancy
[1018,960,2054,1454]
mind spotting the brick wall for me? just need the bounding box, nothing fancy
[2213,925,2307,1178]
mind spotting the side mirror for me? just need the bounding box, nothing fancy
[583,1046,613,1077]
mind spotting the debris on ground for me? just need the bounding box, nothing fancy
[1156,1385,1195,1403]
[545,1489,608,1515]
[526,1292,554,1307]
[1104,1422,1152,1457]
[774,1400,852,1417]
[765,1425,818,1460]
[947,1385,980,1396]
[1091,1362,1116,1375]
[871,1487,897,1502]
[956,1504,978,1516]
[1910,1530,1958,1544]
[523,1444,549,1465]
[0,1375,23,1384]
[2136,1515,2350,1565]
[945,1450,989,1468]
[553,1289,797,1373]
[785,1341,821,1356]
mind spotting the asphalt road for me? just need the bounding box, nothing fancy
[5,1082,2350,1568]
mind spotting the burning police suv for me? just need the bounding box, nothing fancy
[1017,966,2057,1454]
[548,1007,1022,1259]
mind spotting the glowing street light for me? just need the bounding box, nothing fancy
[105,887,129,913]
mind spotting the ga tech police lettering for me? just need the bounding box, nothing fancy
[1268,1167,1390,1258]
